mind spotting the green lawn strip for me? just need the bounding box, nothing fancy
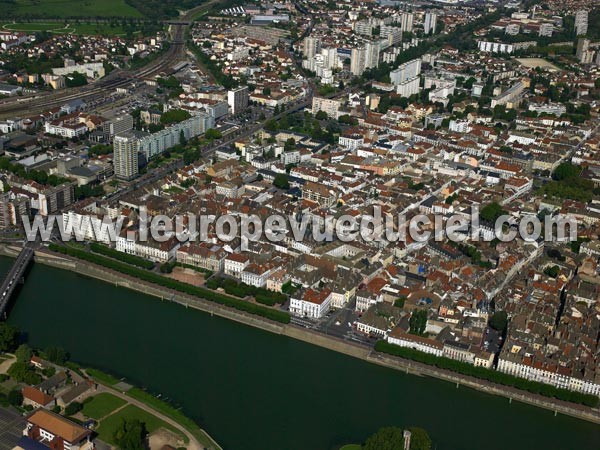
[96,404,184,444]
[340,445,362,450]
[86,368,121,386]
[82,393,127,419]
[127,388,216,448]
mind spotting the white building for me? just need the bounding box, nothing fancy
[113,131,140,180]
[227,86,249,115]
[224,253,250,278]
[311,96,342,119]
[424,12,437,35]
[290,288,332,319]
[396,76,420,97]
[477,41,514,54]
[575,10,588,36]
[386,327,443,356]
[390,59,421,85]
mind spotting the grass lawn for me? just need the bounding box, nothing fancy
[96,404,183,444]
[86,368,122,387]
[128,388,220,447]
[0,22,128,36]
[82,393,127,419]
[0,0,142,18]
[340,445,361,450]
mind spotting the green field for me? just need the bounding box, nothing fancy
[1,21,129,36]
[82,393,127,419]
[339,445,361,450]
[96,404,183,444]
[0,0,142,18]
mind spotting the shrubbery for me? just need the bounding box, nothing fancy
[206,277,287,306]
[49,244,290,324]
[375,341,598,407]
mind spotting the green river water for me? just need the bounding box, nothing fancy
[2,257,599,450]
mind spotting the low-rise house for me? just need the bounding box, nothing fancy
[22,387,55,410]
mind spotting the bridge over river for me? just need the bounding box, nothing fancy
[0,245,34,319]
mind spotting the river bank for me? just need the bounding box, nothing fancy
[1,243,599,427]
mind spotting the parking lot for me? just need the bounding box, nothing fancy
[0,407,25,450]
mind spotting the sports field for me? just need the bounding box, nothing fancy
[0,0,142,18]
[516,58,560,71]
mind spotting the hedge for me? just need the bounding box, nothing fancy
[375,341,599,407]
[207,277,287,306]
[89,243,155,269]
[49,244,290,324]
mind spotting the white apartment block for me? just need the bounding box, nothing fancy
[290,288,332,319]
[478,41,514,54]
[396,76,421,98]
[311,97,342,119]
[390,59,421,85]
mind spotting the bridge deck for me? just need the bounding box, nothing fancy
[0,246,34,319]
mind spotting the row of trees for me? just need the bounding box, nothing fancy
[375,341,599,407]
[49,244,291,324]
[206,277,287,307]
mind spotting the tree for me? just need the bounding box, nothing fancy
[409,310,427,335]
[65,401,83,416]
[0,323,19,353]
[160,109,191,125]
[480,202,506,223]
[7,389,22,407]
[544,265,560,278]
[407,427,432,450]
[15,344,32,363]
[489,311,508,332]
[7,361,42,385]
[363,427,405,450]
[45,347,68,365]
[113,418,147,450]
[273,173,290,190]
[315,110,328,120]
[552,162,580,181]
[205,128,222,140]
[179,130,186,146]
[284,138,296,152]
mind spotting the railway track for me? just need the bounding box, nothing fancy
[0,20,189,119]
[0,0,221,119]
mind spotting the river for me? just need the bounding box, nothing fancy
[2,257,599,450]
